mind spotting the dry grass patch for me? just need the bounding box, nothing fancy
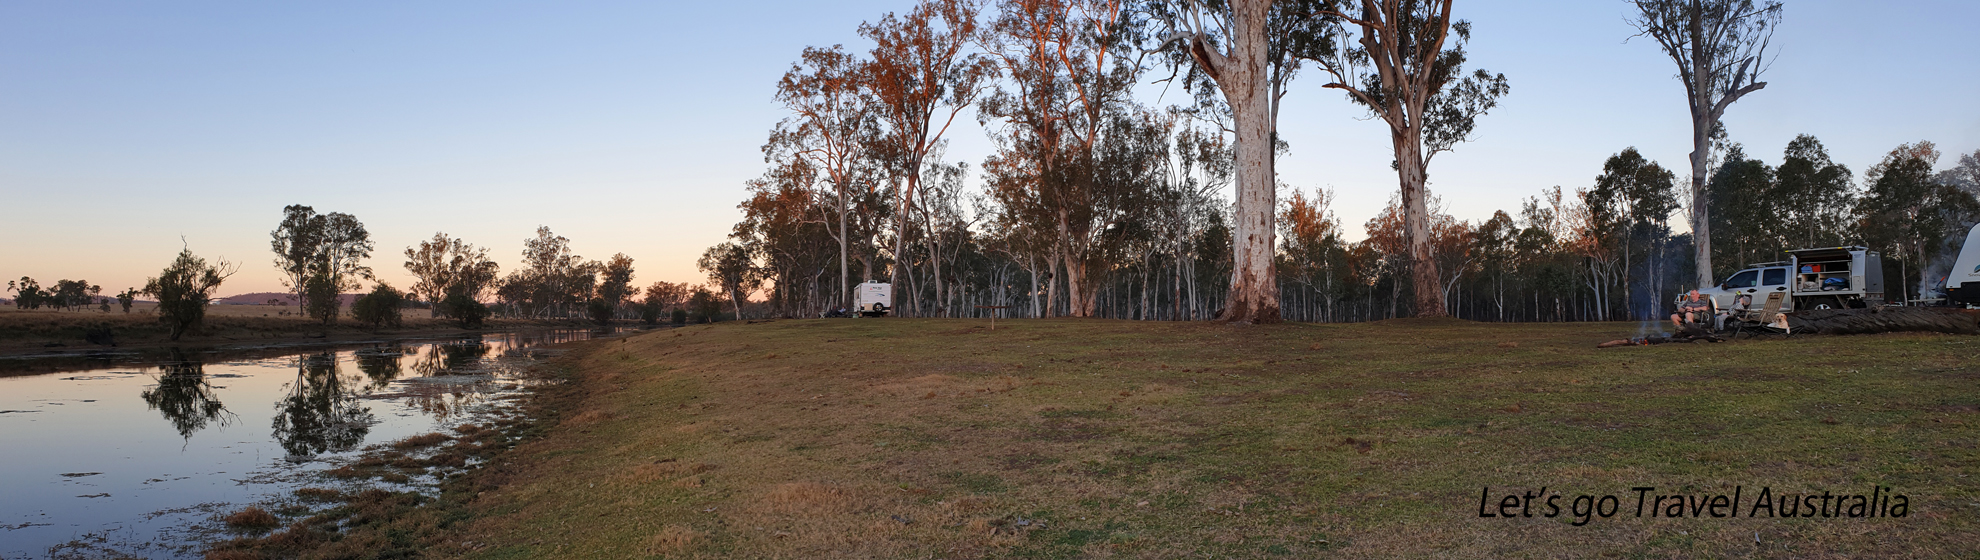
[646,524,701,554]
[222,506,280,530]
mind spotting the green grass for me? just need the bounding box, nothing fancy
[452,318,1980,559]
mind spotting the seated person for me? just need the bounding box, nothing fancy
[1672,290,1714,330]
[1719,294,1754,329]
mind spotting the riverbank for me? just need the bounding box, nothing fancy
[439,318,1980,558]
[0,308,641,361]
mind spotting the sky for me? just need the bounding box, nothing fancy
[2,0,1976,298]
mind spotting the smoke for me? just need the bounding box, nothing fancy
[1918,224,1973,300]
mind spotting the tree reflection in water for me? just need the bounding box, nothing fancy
[271,352,376,459]
[140,349,234,439]
[410,340,491,377]
[398,340,496,420]
[353,343,411,389]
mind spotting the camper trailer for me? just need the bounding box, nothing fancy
[854,282,892,317]
[1689,247,1885,313]
[1944,224,1980,306]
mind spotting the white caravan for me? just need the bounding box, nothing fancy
[855,282,892,317]
[1945,224,1980,306]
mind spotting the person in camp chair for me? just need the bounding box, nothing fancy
[1671,290,1714,331]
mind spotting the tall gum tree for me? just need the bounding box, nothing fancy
[770,46,879,310]
[860,0,993,317]
[1153,0,1337,323]
[1625,0,1782,289]
[978,0,1140,317]
[1313,0,1508,317]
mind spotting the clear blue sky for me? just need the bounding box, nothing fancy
[3,1,1975,297]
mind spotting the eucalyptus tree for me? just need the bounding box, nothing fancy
[1311,0,1508,318]
[270,205,375,315]
[509,226,588,317]
[1774,135,1855,249]
[404,232,500,317]
[698,242,761,321]
[1705,144,1779,273]
[1149,0,1337,323]
[736,166,835,316]
[1934,149,1980,199]
[977,0,1144,317]
[271,205,323,315]
[1858,142,1980,302]
[1584,148,1677,319]
[597,253,637,318]
[769,45,881,310]
[860,0,994,302]
[1626,0,1783,289]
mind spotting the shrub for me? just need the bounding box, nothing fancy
[351,284,405,330]
[671,308,687,325]
[587,298,613,325]
[439,287,489,328]
[640,301,662,325]
[142,249,234,341]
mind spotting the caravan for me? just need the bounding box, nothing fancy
[854,282,892,317]
[1944,224,1980,306]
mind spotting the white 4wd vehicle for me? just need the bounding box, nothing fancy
[1691,247,1885,313]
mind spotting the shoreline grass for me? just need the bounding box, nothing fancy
[448,318,1979,558]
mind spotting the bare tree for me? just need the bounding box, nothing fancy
[1312,0,1508,317]
[1626,0,1782,288]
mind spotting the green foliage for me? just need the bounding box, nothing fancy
[271,205,375,316]
[698,242,759,320]
[1859,142,1980,300]
[304,273,342,325]
[688,287,723,323]
[142,248,235,341]
[402,232,500,317]
[439,286,490,328]
[47,279,103,311]
[115,288,137,313]
[7,277,46,309]
[352,283,407,330]
[671,308,688,325]
[586,298,613,325]
[638,301,662,325]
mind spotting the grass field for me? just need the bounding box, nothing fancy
[451,318,1980,559]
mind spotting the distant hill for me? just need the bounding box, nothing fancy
[215,292,363,307]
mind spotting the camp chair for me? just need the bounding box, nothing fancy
[1730,292,1791,338]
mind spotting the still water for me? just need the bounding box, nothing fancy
[0,329,624,559]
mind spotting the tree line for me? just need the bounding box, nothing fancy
[268,206,731,328]
[694,0,1980,323]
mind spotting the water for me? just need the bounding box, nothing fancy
[0,328,627,559]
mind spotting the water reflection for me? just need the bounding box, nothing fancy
[139,349,234,439]
[271,352,376,459]
[3,327,640,560]
[410,340,491,377]
[354,343,410,389]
